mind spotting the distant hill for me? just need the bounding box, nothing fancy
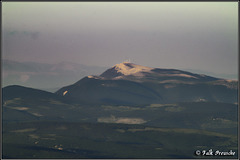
[2,59,107,90]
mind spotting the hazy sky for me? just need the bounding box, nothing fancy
[2,2,238,76]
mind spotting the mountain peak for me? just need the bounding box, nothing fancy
[98,62,223,82]
[99,62,154,79]
[113,62,154,76]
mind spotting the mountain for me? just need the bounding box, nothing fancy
[56,62,238,105]
[2,63,238,159]
[2,59,107,90]
[100,62,219,82]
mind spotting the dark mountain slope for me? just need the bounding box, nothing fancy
[56,77,162,105]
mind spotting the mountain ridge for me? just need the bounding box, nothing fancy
[90,62,222,83]
[55,62,238,105]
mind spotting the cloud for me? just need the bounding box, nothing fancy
[7,30,40,40]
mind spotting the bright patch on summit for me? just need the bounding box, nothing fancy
[114,62,153,76]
